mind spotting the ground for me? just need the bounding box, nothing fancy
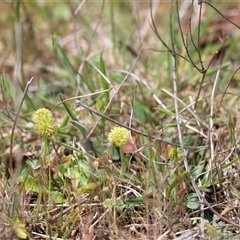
[1,1,240,239]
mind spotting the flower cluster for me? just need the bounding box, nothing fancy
[32,108,58,138]
[108,127,130,147]
[168,147,182,162]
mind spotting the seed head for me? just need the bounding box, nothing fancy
[32,108,58,138]
[108,127,130,147]
[168,147,182,162]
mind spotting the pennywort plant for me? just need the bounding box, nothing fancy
[108,126,130,148]
[32,107,58,166]
[32,108,58,139]
[32,108,58,236]
[108,126,131,176]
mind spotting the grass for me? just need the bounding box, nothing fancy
[1,1,240,239]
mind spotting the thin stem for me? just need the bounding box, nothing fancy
[43,137,51,237]
[7,77,34,178]
[202,1,240,30]
[120,148,127,177]
[43,138,48,165]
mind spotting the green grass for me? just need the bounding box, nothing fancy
[1,1,240,239]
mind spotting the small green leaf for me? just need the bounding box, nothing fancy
[103,198,112,208]
[60,114,70,128]
[191,164,205,179]
[56,44,75,75]
[186,192,199,210]
[115,199,126,211]
[154,108,175,117]
[99,53,109,101]
[59,94,87,136]
[199,171,213,189]
[125,197,144,205]
[77,183,97,195]
[48,191,67,204]
[59,94,77,120]
[133,100,147,122]
[100,54,108,89]
[103,198,126,211]
[70,120,87,136]
[182,135,195,146]
[78,74,94,92]
[24,178,40,193]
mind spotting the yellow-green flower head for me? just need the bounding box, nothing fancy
[108,127,130,147]
[32,108,58,138]
[168,147,182,162]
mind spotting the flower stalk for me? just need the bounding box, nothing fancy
[108,127,131,176]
